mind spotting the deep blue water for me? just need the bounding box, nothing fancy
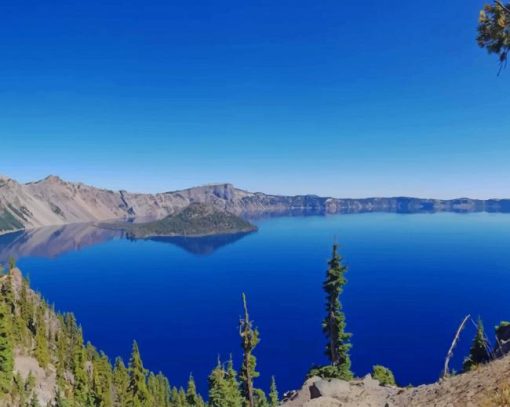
[1,213,510,395]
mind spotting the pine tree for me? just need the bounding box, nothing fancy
[147,372,171,407]
[463,318,491,372]
[208,360,226,407]
[239,294,260,407]
[478,1,510,68]
[225,357,243,407]
[91,352,113,407]
[0,295,14,395]
[8,256,16,271]
[186,374,205,407]
[128,341,151,407]
[171,387,187,407]
[269,376,279,407]
[113,357,131,406]
[34,304,50,368]
[70,327,90,405]
[253,388,269,407]
[319,243,352,379]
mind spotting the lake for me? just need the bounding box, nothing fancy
[1,212,509,395]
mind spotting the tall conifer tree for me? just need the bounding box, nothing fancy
[0,295,13,394]
[186,374,205,407]
[113,357,131,406]
[269,376,279,407]
[239,294,260,407]
[321,243,352,379]
[128,341,151,407]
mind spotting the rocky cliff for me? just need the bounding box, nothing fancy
[2,174,510,234]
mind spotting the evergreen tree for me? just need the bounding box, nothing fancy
[269,376,279,407]
[225,357,243,407]
[239,294,260,407]
[253,388,269,407]
[91,352,113,407]
[208,360,228,407]
[0,295,14,395]
[1,273,19,343]
[478,1,510,68]
[34,304,50,368]
[147,372,171,407]
[171,387,187,407]
[463,318,491,372]
[318,244,352,379]
[128,341,151,407]
[8,256,16,271]
[20,277,35,342]
[70,328,90,405]
[113,357,131,406]
[53,389,73,407]
[186,374,205,407]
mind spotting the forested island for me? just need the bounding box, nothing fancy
[103,203,257,239]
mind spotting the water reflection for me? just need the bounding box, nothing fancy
[0,223,121,262]
[0,223,255,261]
[142,232,255,255]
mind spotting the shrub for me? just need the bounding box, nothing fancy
[371,365,396,386]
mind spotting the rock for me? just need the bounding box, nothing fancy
[283,354,510,406]
[304,396,343,406]
[311,379,351,400]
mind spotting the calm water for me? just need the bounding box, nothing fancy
[1,213,510,394]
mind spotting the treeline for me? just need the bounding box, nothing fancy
[0,258,278,407]
[1,243,507,406]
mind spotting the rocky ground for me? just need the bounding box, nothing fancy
[283,355,510,406]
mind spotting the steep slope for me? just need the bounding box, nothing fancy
[2,173,510,234]
[0,267,177,406]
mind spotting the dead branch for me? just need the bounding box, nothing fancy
[442,314,471,378]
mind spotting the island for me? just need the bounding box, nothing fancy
[104,202,257,239]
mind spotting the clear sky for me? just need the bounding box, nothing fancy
[1,0,509,198]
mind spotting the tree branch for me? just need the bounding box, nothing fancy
[442,315,471,379]
[495,1,510,14]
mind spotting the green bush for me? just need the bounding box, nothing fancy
[371,365,396,386]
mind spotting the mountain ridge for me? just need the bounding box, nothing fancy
[1,174,510,234]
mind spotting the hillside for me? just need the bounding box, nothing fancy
[1,264,510,406]
[0,266,194,406]
[2,174,510,234]
[112,203,257,238]
[283,354,510,406]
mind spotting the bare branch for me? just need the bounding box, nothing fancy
[442,315,471,379]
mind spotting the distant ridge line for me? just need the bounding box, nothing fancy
[0,173,509,234]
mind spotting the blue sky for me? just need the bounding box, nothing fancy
[1,0,509,198]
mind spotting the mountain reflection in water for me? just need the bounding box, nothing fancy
[0,223,255,261]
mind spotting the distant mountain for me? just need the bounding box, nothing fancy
[1,174,510,234]
[110,202,257,238]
